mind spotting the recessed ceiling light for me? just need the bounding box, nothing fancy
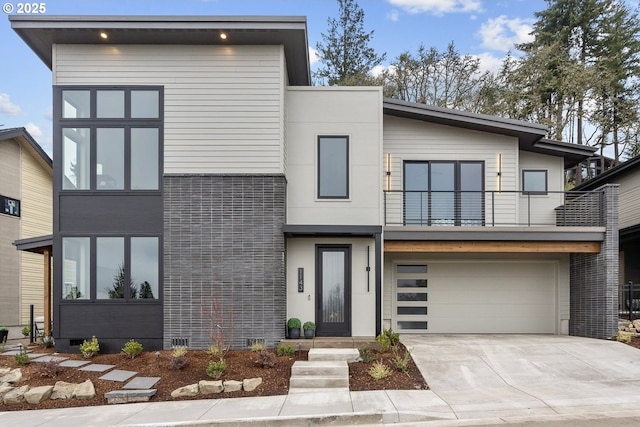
[219,32,227,40]
[99,32,108,40]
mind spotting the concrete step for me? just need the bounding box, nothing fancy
[308,348,360,362]
[291,360,348,377]
[288,387,350,394]
[289,375,349,389]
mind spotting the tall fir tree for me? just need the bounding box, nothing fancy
[315,0,386,86]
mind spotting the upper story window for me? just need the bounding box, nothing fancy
[318,136,349,199]
[404,161,484,226]
[522,170,548,195]
[58,87,162,191]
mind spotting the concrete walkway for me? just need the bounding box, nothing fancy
[4,335,640,426]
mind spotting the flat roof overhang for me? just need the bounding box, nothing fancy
[9,15,311,86]
[283,225,382,237]
[13,234,53,254]
[384,226,605,253]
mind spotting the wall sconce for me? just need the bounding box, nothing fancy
[497,153,502,192]
[385,153,391,191]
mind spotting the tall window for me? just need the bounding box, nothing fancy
[58,87,162,191]
[318,136,349,199]
[404,161,484,226]
[61,236,160,301]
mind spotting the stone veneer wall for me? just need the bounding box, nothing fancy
[163,175,286,349]
[567,184,619,339]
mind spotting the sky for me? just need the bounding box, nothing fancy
[0,0,549,156]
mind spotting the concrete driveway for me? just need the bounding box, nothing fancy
[402,334,640,421]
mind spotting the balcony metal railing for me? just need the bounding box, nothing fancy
[383,190,604,227]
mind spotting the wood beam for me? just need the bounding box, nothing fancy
[384,241,601,253]
[43,247,52,336]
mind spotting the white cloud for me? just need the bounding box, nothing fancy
[308,46,320,66]
[370,65,387,77]
[477,15,534,52]
[25,122,43,138]
[0,93,22,116]
[387,0,482,15]
[472,52,505,74]
[45,107,53,121]
[387,9,400,22]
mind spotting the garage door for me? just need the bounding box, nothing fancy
[393,261,557,333]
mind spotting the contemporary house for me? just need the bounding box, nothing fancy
[10,15,617,353]
[0,127,52,335]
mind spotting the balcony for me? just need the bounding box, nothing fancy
[383,189,605,228]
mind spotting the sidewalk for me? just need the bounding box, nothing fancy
[0,389,453,426]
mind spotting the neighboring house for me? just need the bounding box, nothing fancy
[10,15,617,353]
[573,156,640,289]
[0,127,52,334]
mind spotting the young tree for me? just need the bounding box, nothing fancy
[315,0,386,86]
[107,263,137,299]
[138,281,154,299]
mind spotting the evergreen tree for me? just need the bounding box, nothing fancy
[315,0,386,85]
[107,263,137,299]
[139,281,154,299]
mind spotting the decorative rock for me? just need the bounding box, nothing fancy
[0,384,14,399]
[223,380,243,393]
[25,385,54,404]
[74,380,95,400]
[171,383,199,398]
[243,377,262,392]
[633,320,640,331]
[3,385,29,404]
[105,389,156,404]
[0,368,22,384]
[51,381,77,400]
[199,380,224,394]
[0,367,10,375]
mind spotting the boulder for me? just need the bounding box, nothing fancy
[199,380,224,394]
[25,385,54,404]
[3,385,29,404]
[171,383,199,398]
[51,381,77,400]
[0,384,14,399]
[243,377,262,392]
[74,380,95,400]
[0,367,10,375]
[223,380,243,393]
[0,368,22,384]
[633,319,640,330]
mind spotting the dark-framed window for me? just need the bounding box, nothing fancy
[318,136,349,199]
[57,86,162,192]
[403,160,484,226]
[522,170,548,195]
[62,235,160,301]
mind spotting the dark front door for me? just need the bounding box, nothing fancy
[316,245,351,337]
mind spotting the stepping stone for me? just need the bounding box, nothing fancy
[59,360,91,368]
[79,364,116,372]
[27,353,48,359]
[32,356,68,363]
[99,369,137,382]
[123,376,160,389]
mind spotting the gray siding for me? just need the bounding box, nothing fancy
[163,175,286,349]
[54,44,285,174]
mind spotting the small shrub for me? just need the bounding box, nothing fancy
[375,332,391,352]
[276,344,295,356]
[368,360,392,380]
[79,336,99,358]
[287,318,301,329]
[39,360,62,378]
[14,345,30,366]
[40,335,54,348]
[358,345,376,363]
[206,358,227,379]
[168,346,189,370]
[616,331,632,343]
[250,342,266,352]
[121,339,143,359]
[206,343,227,358]
[255,350,277,368]
[21,326,30,337]
[383,328,400,347]
[391,349,411,373]
[303,321,316,331]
